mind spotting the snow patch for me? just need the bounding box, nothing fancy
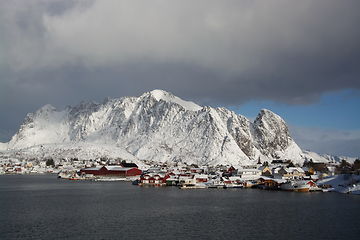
[151,89,202,111]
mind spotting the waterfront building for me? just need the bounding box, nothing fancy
[139,173,170,186]
[236,168,262,180]
[274,167,305,180]
[258,166,272,176]
[80,165,142,178]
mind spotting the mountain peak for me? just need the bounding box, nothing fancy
[1,90,306,165]
[38,104,56,112]
[150,89,173,101]
[149,89,202,111]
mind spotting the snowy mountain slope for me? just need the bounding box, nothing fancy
[151,89,202,111]
[7,104,71,149]
[251,109,303,161]
[301,150,357,164]
[1,90,305,166]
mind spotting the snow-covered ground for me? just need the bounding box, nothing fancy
[0,142,147,169]
[317,174,360,194]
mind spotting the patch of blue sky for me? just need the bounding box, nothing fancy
[229,89,360,131]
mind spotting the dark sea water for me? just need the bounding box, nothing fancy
[0,174,359,240]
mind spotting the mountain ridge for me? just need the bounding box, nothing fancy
[0,89,332,166]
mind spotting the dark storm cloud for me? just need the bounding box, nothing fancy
[1,0,360,130]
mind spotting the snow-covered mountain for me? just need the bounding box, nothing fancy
[1,89,306,166]
[301,150,357,164]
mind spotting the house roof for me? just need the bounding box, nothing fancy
[143,172,166,178]
[258,166,271,171]
[238,169,261,173]
[81,167,101,171]
[282,167,305,173]
[120,162,138,168]
[228,176,241,181]
[302,167,310,171]
[194,173,208,179]
[105,166,124,171]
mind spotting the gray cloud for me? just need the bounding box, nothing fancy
[1,0,360,131]
[289,126,360,157]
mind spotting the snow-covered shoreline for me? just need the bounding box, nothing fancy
[317,174,360,195]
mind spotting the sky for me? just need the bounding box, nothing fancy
[0,0,359,157]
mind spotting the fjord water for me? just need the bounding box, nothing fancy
[0,174,359,240]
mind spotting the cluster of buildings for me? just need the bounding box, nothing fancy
[0,158,133,176]
[0,160,56,174]
[0,157,348,183]
[2,156,358,193]
[78,163,142,180]
[135,160,328,189]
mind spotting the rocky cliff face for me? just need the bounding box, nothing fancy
[3,90,304,165]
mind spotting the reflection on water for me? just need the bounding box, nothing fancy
[0,174,359,239]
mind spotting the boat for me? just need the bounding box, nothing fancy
[243,181,259,188]
[309,185,323,191]
[322,188,335,192]
[180,183,206,189]
[262,179,280,190]
[132,179,140,185]
[280,180,310,192]
[206,182,227,189]
[58,172,70,179]
[92,177,124,181]
[225,182,244,188]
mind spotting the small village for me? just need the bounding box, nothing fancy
[1,156,360,194]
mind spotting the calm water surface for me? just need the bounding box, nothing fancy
[0,174,359,239]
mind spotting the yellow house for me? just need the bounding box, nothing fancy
[258,166,272,176]
[303,167,315,176]
[276,167,305,179]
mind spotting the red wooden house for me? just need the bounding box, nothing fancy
[80,165,142,178]
[139,173,170,186]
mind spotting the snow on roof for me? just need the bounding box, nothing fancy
[239,176,261,181]
[147,167,161,172]
[273,178,288,183]
[171,170,181,175]
[179,175,192,180]
[282,167,305,173]
[166,177,178,181]
[238,169,261,172]
[105,166,124,171]
[194,173,208,179]
[310,175,320,180]
[257,166,270,171]
[144,172,166,177]
[82,166,137,171]
[82,167,101,171]
[228,176,241,181]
